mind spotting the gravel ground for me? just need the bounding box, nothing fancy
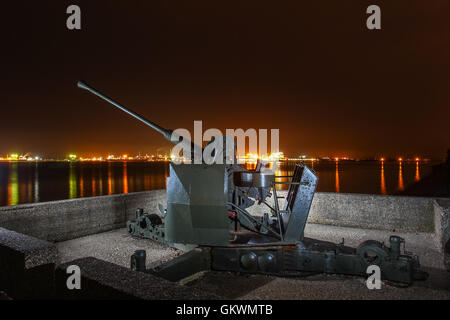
[56,225,450,299]
[237,275,450,300]
[57,228,181,269]
[183,271,450,300]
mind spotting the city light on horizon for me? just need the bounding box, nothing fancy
[0,151,434,163]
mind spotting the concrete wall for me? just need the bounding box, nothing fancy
[310,192,436,233]
[434,199,450,252]
[0,190,165,242]
[0,190,446,243]
[249,191,436,232]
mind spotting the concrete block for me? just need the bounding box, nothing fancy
[434,199,450,270]
[55,257,219,300]
[434,199,450,250]
[0,227,57,299]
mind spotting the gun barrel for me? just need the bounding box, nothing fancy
[77,81,172,141]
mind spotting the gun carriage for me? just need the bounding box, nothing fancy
[78,81,428,284]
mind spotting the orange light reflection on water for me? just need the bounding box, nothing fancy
[335,161,340,193]
[91,166,96,196]
[380,161,386,195]
[123,162,128,194]
[108,163,113,195]
[398,161,404,191]
[415,161,420,182]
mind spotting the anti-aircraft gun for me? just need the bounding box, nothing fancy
[78,81,428,284]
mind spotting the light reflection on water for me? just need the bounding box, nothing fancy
[273,160,433,195]
[0,160,435,206]
[69,163,77,199]
[398,161,405,191]
[415,161,420,182]
[335,161,340,193]
[123,162,128,194]
[7,162,19,205]
[380,161,386,195]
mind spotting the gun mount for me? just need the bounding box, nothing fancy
[78,81,428,285]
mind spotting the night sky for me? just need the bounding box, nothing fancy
[1,1,449,159]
